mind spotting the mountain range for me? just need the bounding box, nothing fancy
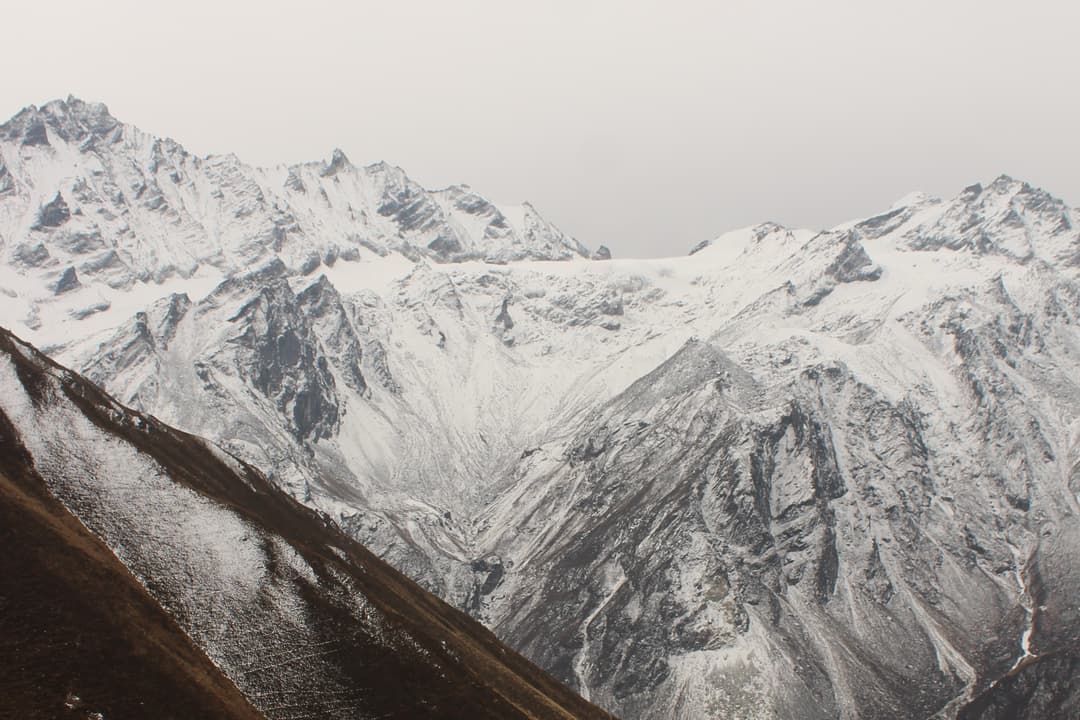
[2,96,1079,719]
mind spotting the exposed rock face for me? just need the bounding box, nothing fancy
[0,156,15,195]
[297,275,368,395]
[320,147,351,177]
[228,276,340,442]
[10,242,50,268]
[53,266,80,294]
[958,653,1080,720]
[826,234,882,282]
[36,192,71,229]
[495,296,516,345]
[4,106,51,147]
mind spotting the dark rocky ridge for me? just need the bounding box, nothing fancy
[0,414,265,720]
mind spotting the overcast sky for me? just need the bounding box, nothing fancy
[4,0,1078,257]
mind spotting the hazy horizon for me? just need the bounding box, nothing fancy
[5,0,1078,258]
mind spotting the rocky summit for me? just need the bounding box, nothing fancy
[2,97,1079,719]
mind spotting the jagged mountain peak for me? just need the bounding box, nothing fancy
[974,173,1059,205]
[987,172,1027,192]
[885,175,1055,216]
[2,95,121,148]
[361,158,416,184]
[40,94,117,127]
[0,97,599,343]
[894,175,1077,263]
[320,147,352,176]
[692,177,1075,268]
[1,104,50,146]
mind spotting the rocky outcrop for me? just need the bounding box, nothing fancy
[0,156,14,195]
[826,235,882,283]
[53,266,80,294]
[35,192,71,229]
[297,275,368,395]
[228,277,340,442]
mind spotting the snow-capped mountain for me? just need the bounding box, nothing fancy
[2,97,1079,719]
[0,97,589,342]
[0,326,615,720]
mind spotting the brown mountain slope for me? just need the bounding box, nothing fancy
[0,326,616,720]
[0,418,266,720]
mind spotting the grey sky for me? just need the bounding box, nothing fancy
[4,0,1079,257]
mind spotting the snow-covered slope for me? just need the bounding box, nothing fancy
[2,97,1079,719]
[0,326,615,720]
